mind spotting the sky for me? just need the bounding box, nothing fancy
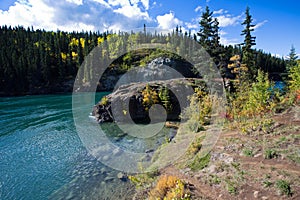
[0,0,299,57]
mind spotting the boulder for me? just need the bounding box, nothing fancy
[117,172,128,181]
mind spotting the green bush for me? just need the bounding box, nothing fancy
[287,63,300,104]
[158,86,172,112]
[264,149,278,159]
[276,180,292,196]
[181,88,213,132]
[288,63,300,92]
[230,70,277,120]
[226,70,285,135]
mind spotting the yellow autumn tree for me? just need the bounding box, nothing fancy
[227,55,249,87]
[141,84,159,111]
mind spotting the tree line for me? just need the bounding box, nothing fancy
[0,6,288,96]
[0,26,106,96]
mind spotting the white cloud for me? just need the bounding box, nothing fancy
[0,0,55,29]
[213,9,226,15]
[107,0,129,7]
[91,0,111,8]
[110,0,150,19]
[272,53,283,58]
[185,22,198,30]
[156,11,182,30]
[216,14,242,27]
[66,0,83,5]
[194,6,202,13]
[217,30,240,46]
[254,20,268,30]
[113,4,150,19]
[220,36,239,46]
[219,30,227,36]
[0,0,154,32]
[140,0,150,10]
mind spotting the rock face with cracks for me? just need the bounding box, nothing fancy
[92,78,206,123]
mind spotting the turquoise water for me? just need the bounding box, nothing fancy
[0,93,135,200]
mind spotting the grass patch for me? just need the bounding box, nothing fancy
[128,169,159,188]
[231,162,240,170]
[242,149,253,157]
[186,136,205,156]
[225,179,238,195]
[263,180,272,188]
[264,149,278,159]
[287,151,300,164]
[208,174,221,186]
[275,180,292,197]
[188,153,211,171]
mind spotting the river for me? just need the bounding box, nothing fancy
[0,93,139,200]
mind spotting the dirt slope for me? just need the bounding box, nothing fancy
[158,107,300,199]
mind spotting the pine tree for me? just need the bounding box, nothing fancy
[197,6,224,67]
[241,6,256,79]
[197,6,214,52]
[211,18,223,66]
[211,18,220,51]
[287,45,298,71]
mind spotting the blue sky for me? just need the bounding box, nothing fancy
[0,0,299,57]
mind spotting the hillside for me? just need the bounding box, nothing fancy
[131,106,300,200]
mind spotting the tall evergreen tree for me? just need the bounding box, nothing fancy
[197,6,224,67]
[211,18,220,50]
[241,6,256,79]
[211,18,223,66]
[287,45,298,71]
[197,6,214,52]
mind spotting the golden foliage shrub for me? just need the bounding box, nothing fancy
[142,84,159,110]
[148,175,190,200]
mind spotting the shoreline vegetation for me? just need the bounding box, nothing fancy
[1,4,299,200]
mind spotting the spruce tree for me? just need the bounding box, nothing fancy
[197,6,223,66]
[211,18,223,66]
[241,6,256,79]
[287,45,298,71]
[211,18,220,51]
[197,6,214,52]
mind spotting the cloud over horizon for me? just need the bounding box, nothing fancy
[156,11,182,30]
[0,0,155,32]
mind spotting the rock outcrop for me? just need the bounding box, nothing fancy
[92,78,206,123]
[91,57,207,123]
